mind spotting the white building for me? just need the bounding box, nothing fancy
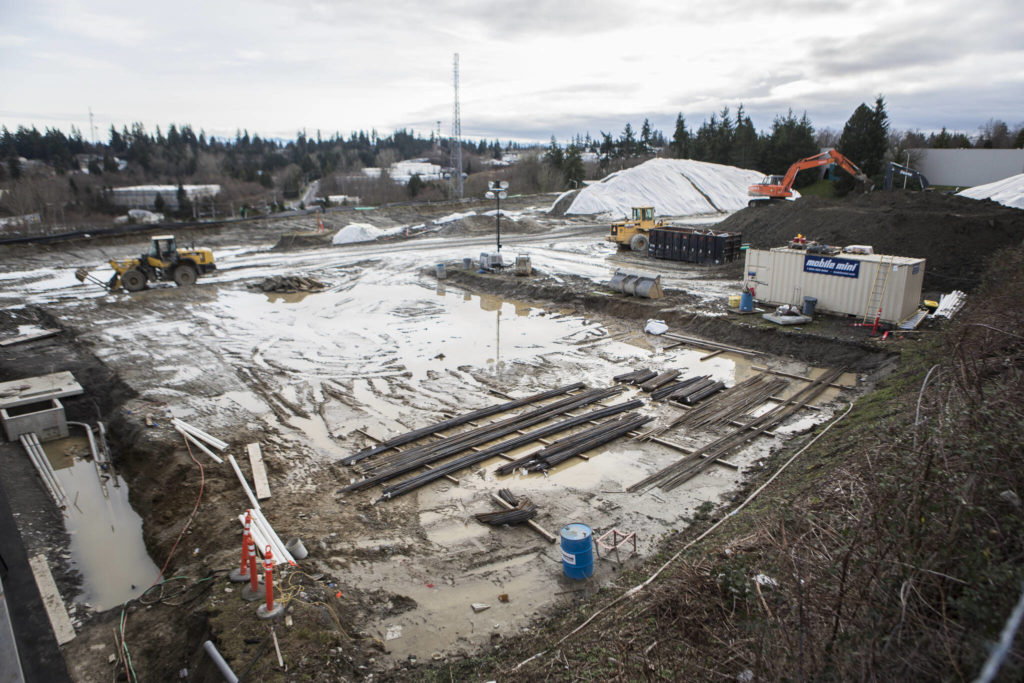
[108,185,220,210]
[908,149,1024,187]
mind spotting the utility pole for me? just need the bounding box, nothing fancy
[451,53,463,199]
[89,107,96,145]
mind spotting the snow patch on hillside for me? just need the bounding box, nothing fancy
[957,173,1024,210]
[565,158,764,218]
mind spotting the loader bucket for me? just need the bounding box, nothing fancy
[74,267,89,283]
[608,270,663,299]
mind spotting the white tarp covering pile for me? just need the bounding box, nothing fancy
[565,158,764,217]
[956,173,1024,210]
[332,223,387,245]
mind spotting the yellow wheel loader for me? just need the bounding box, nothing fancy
[606,206,665,252]
[75,235,216,292]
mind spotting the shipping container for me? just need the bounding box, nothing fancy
[743,247,926,324]
[648,228,742,264]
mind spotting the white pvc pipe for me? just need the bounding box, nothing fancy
[251,508,295,565]
[20,434,67,506]
[227,455,260,510]
[171,419,228,451]
[176,427,223,464]
[203,640,239,683]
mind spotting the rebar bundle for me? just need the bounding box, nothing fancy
[342,382,585,465]
[341,386,628,494]
[498,413,653,474]
[613,368,657,385]
[380,399,644,499]
[475,490,537,525]
[629,368,845,493]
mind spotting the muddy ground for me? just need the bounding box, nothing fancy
[0,191,981,681]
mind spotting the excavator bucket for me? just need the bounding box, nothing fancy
[608,270,664,299]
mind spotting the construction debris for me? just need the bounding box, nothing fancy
[249,275,327,293]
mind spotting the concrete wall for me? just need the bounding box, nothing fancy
[909,149,1024,188]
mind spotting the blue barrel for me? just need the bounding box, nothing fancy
[435,263,447,279]
[739,291,754,312]
[560,523,594,580]
[802,296,817,316]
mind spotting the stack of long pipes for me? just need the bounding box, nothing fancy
[342,386,626,493]
[342,383,585,465]
[495,413,652,474]
[19,433,68,507]
[629,367,845,492]
[379,399,645,499]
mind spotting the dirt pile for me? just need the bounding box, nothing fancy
[718,191,1024,291]
[248,275,327,292]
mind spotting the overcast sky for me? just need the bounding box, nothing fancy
[1,0,1022,145]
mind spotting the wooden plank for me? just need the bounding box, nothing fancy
[490,493,557,543]
[27,555,75,645]
[247,443,271,500]
[0,329,60,347]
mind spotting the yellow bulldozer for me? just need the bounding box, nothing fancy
[606,206,665,252]
[76,235,216,292]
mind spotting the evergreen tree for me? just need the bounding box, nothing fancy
[759,109,818,179]
[640,118,652,154]
[545,136,564,169]
[670,114,691,158]
[730,105,759,169]
[563,145,585,188]
[838,96,889,178]
[408,173,424,198]
[619,123,636,157]
[709,107,733,164]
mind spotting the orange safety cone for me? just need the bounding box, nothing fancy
[241,536,263,601]
[229,512,253,583]
[257,545,284,620]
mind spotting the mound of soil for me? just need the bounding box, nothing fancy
[719,192,1024,291]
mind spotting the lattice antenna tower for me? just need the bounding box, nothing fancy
[451,53,463,198]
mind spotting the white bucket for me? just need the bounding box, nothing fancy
[285,537,309,560]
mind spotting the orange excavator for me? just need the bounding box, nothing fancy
[747,149,872,206]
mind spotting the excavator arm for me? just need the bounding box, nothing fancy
[748,149,871,203]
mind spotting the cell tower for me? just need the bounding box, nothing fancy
[451,53,463,199]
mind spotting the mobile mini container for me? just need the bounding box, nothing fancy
[743,247,926,324]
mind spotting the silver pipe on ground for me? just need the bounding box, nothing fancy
[202,640,239,683]
[19,434,67,507]
[68,421,109,499]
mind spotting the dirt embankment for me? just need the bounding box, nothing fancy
[719,191,1024,291]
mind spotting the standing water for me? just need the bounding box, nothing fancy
[42,435,160,611]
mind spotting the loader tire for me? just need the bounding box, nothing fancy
[173,262,198,286]
[122,269,146,292]
[629,234,649,252]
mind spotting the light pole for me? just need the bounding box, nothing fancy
[485,180,509,253]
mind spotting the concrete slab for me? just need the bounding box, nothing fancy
[0,372,83,411]
[27,555,75,646]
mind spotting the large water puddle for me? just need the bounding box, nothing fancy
[42,433,160,611]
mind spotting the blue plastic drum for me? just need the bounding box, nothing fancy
[560,523,594,580]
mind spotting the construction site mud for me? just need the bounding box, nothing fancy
[0,190,1001,680]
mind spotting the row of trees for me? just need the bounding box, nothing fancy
[544,102,1022,190]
